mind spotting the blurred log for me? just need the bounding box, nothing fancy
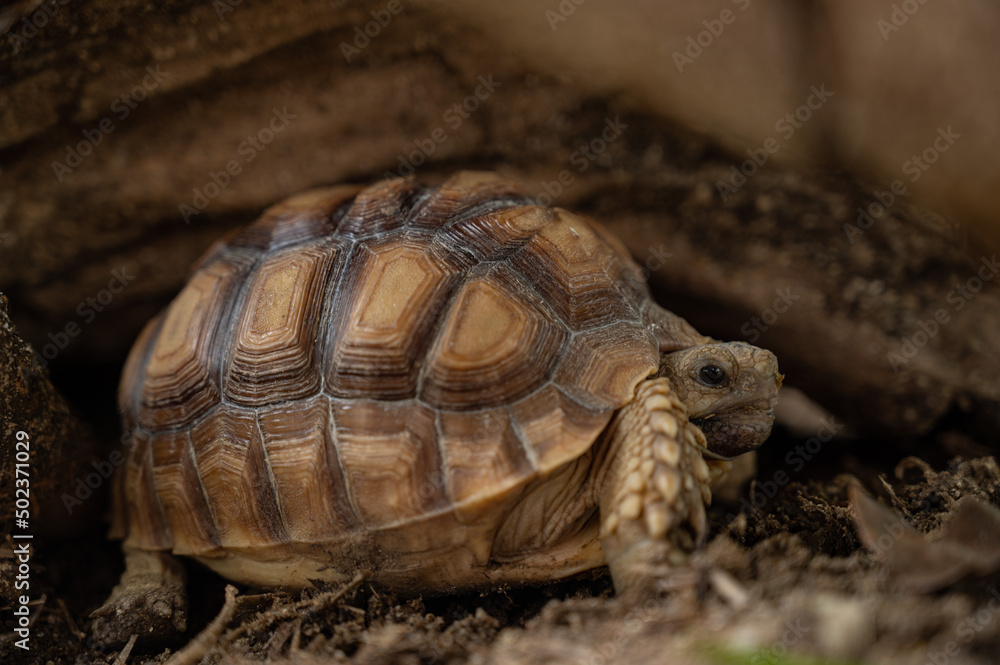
[0,0,997,446]
[429,0,1000,250]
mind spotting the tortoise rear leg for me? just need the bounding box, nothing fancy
[598,378,713,598]
[90,548,187,648]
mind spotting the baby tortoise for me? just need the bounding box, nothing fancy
[93,172,780,644]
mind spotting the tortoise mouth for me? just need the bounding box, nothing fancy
[690,409,776,460]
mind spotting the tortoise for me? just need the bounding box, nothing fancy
[94,171,780,643]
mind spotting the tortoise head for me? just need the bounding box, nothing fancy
[657,342,782,460]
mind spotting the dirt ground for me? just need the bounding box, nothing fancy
[3,2,1000,664]
[3,404,1000,664]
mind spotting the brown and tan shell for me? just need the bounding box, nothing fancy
[113,171,706,583]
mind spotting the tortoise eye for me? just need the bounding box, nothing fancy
[698,364,727,387]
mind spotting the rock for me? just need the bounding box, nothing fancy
[0,293,104,539]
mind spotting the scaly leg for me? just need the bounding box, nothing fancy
[90,548,187,648]
[598,378,714,598]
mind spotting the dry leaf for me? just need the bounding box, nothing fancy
[850,485,1000,592]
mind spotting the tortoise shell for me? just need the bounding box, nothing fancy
[113,171,707,585]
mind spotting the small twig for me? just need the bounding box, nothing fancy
[57,598,86,640]
[27,594,46,629]
[164,584,240,665]
[264,619,297,656]
[219,570,368,651]
[113,634,138,665]
[708,568,749,610]
[289,618,303,653]
[879,475,911,518]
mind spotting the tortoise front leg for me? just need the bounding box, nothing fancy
[598,378,714,598]
[90,548,188,648]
